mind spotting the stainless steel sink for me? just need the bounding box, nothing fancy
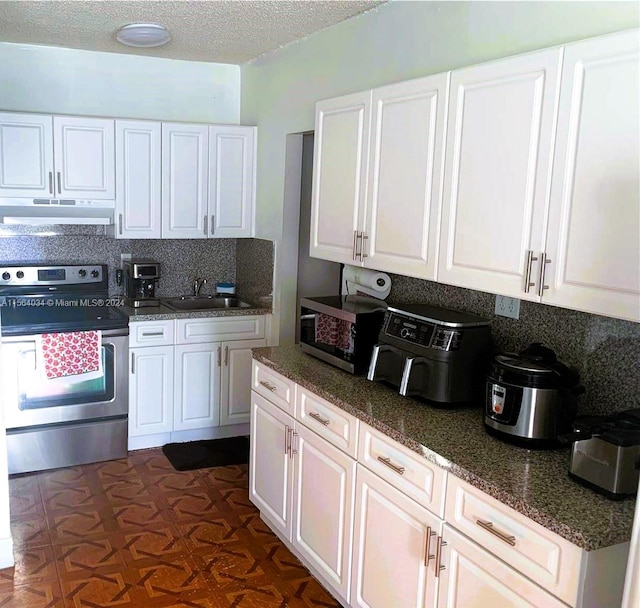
[162,296,251,311]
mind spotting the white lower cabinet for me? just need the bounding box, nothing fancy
[174,342,220,430]
[351,464,441,608]
[249,391,295,539]
[250,362,630,608]
[437,525,566,608]
[293,422,355,603]
[128,316,264,449]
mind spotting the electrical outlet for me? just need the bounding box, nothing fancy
[495,295,520,319]
[120,253,132,267]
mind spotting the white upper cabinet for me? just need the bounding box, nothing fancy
[0,113,53,197]
[311,91,371,264]
[53,116,115,199]
[208,125,256,238]
[544,30,640,322]
[438,48,562,300]
[310,76,448,280]
[115,120,161,239]
[0,113,115,200]
[161,122,209,239]
[365,73,449,279]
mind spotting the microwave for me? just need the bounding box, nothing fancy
[299,295,387,374]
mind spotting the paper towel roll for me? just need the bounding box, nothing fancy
[342,266,391,299]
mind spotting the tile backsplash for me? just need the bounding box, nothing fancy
[388,273,640,416]
[0,225,274,304]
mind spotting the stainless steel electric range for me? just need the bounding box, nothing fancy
[0,263,129,475]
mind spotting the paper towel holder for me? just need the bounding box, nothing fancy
[341,265,392,300]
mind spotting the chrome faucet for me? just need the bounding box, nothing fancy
[193,278,207,296]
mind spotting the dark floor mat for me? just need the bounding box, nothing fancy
[161,436,250,471]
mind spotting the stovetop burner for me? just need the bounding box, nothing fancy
[0,263,128,336]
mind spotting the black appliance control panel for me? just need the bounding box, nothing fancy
[384,312,463,351]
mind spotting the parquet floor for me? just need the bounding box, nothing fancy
[0,448,343,608]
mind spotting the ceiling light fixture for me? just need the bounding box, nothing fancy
[116,23,171,48]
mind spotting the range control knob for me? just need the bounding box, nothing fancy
[91,270,99,278]
[1,272,10,281]
[16,271,24,279]
[78,269,87,278]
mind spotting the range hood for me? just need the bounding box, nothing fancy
[0,198,115,225]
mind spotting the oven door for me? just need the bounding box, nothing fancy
[2,328,128,430]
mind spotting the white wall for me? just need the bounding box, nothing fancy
[0,42,240,122]
[240,0,640,345]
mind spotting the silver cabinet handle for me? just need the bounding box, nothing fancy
[57,172,62,194]
[141,331,164,337]
[377,455,405,475]
[308,411,330,426]
[352,230,358,261]
[259,380,277,392]
[434,536,447,577]
[203,215,208,236]
[48,171,54,194]
[118,213,123,235]
[537,252,551,297]
[291,431,299,456]
[355,231,364,261]
[217,346,221,367]
[211,215,215,236]
[131,352,135,374]
[285,425,291,456]
[361,232,368,259]
[425,526,437,567]
[224,345,229,366]
[476,519,517,546]
[523,250,538,293]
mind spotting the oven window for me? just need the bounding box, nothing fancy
[17,345,115,409]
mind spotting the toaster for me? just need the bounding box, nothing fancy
[565,409,640,499]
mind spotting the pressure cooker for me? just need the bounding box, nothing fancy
[484,343,583,447]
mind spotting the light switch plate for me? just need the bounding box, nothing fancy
[495,295,520,319]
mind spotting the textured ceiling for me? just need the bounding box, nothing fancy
[0,0,385,64]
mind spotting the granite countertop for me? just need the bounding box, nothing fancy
[252,345,637,551]
[121,297,272,321]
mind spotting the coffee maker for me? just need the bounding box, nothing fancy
[123,260,160,307]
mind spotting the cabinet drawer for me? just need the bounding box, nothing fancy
[176,315,264,344]
[445,475,582,606]
[297,387,358,458]
[129,320,174,347]
[358,423,446,518]
[252,360,295,416]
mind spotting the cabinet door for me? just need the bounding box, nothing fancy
[437,525,566,608]
[115,120,161,239]
[208,125,256,238]
[0,113,54,198]
[544,30,640,322]
[161,123,209,238]
[249,391,295,541]
[174,343,220,431]
[220,338,266,426]
[365,73,448,279]
[292,422,355,604]
[129,346,173,437]
[310,91,371,264]
[53,116,115,199]
[438,49,562,299]
[351,464,440,608]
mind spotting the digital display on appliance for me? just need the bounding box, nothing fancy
[38,269,65,281]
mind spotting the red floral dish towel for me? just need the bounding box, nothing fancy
[36,331,103,380]
[315,314,353,352]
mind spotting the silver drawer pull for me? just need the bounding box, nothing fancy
[259,380,277,392]
[308,412,330,426]
[377,456,405,475]
[425,526,437,567]
[476,519,517,546]
[141,331,164,337]
[434,536,447,577]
